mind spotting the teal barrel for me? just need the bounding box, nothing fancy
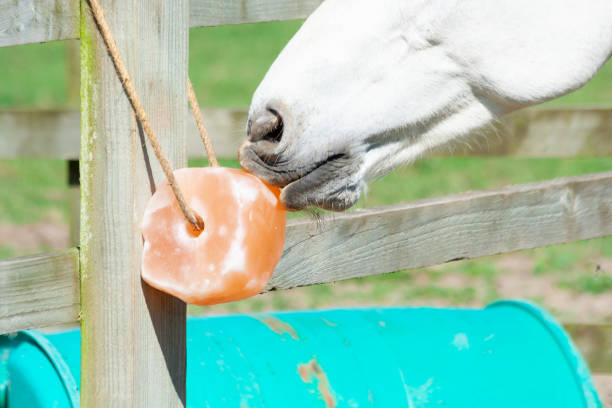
[0,301,602,407]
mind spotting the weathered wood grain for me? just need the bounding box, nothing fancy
[2,107,611,159]
[1,171,610,337]
[0,0,319,48]
[0,0,79,47]
[79,0,188,406]
[0,172,609,340]
[0,249,79,335]
[1,170,610,349]
[189,0,322,27]
[269,171,612,290]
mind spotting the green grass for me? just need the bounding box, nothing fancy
[560,275,612,295]
[0,21,304,109]
[530,239,611,275]
[0,247,15,259]
[544,61,612,107]
[0,160,69,224]
[357,157,612,208]
[189,21,303,107]
[0,41,70,108]
[405,285,478,305]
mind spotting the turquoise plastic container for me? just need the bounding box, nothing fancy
[0,301,602,407]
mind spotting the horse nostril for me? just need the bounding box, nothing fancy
[247,109,283,143]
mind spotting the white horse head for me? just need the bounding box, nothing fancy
[239,0,612,211]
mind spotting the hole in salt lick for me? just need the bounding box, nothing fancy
[185,213,205,238]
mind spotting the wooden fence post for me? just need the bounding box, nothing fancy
[79,0,188,406]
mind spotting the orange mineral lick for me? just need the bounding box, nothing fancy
[141,167,286,305]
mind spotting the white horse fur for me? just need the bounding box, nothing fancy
[239,0,612,211]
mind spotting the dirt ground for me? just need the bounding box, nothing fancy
[594,375,612,407]
[0,220,69,252]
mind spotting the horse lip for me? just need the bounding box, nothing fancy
[239,141,345,188]
[238,141,297,186]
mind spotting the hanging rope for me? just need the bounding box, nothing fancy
[188,79,219,167]
[86,0,219,231]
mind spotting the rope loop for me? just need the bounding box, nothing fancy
[86,0,218,230]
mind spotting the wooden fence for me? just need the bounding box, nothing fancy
[0,1,611,406]
[2,107,612,159]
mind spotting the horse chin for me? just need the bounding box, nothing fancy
[278,155,363,212]
[281,179,362,212]
[239,142,363,212]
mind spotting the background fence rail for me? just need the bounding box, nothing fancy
[0,248,79,335]
[2,107,611,159]
[0,0,324,48]
[0,0,79,48]
[189,0,324,27]
[270,171,612,289]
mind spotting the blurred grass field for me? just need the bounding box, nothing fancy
[3,20,612,108]
[0,21,611,320]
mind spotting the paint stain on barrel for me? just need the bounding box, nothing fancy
[298,357,337,408]
[321,318,338,327]
[252,315,299,340]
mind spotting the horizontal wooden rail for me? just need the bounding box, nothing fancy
[0,109,79,159]
[269,171,612,289]
[433,107,612,158]
[1,107,611,160]
[0,0,79,48]
[2,171,611,334]
[0,249,79,335]
[189,0,323,27]
[0,108,244,159]
[0,0,323,48]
